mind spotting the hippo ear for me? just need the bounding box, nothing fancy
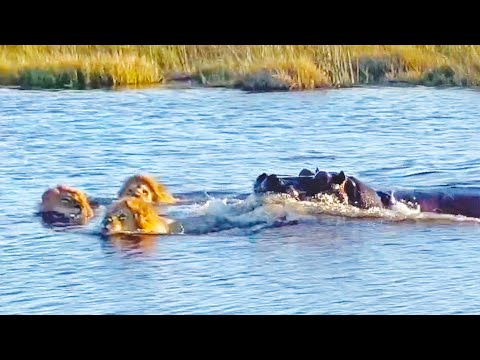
[332,171,346,184]
[255,173,268,182]
[299,169,314,176]
[254,173,269,192]
[315,168,319,173]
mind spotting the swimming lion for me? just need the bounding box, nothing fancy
[40,185,94,225]
[117,174,177,205]
[101,196,182,236]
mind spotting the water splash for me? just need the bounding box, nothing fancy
[261,193,480,224]
[177,194,307,235]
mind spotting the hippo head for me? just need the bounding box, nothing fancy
[309,171,381,207]
[254,173,287,193]
[314,170,345,187]
[341,175,384,209]
[311,170,385,209]
[256,169,349,200]
[309,170,348,199]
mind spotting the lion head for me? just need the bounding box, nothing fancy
[101,196,180,235]
[117,174,177,205]
[40,185,94,225]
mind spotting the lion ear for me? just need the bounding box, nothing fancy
[155,184,177,204]
[118,182,128,197]
[83,203,94,218]
[119,176,135,196]
[132,207,146,228]
[151,183,163,202]
[125,198,138,215]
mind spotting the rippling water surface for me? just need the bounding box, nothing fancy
[2,85,480,314]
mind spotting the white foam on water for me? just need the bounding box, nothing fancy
[199,195,303,222]
[263,193,480,224]
[166,192,480,235]
[176,194,314,234]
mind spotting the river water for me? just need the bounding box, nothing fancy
[2,85,480,314]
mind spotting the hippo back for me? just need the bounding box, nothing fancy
[392,189,480,218]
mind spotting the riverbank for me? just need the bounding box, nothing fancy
[1,45,480,91]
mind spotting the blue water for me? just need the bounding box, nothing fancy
[2,85,480,314]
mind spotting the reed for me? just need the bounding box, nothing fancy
[1,45,479,90]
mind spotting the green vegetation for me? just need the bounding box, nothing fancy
[1,45,480,91]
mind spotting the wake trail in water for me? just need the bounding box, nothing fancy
[87,192,306,236]
[86,189,480,239]
[168,191,480,237]
[172,194,307,235]
[262,193,480,224]
[163,189,480,236]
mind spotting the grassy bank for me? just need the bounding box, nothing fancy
[1,45,480,91]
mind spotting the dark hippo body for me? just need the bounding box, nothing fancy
[254,171,342,198]
[254,169,346,199]
[385,189,480,218]
[254,168,383,209]
[254,168,480,218]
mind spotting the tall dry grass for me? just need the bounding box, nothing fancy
[1,45,480,90]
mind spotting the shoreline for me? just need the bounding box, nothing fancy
[2,45,480,91]
[2,80,478,93]
[1,70,475,92]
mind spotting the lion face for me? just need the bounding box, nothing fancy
[120,180,156,203]
[102,196,172,235]
[40,185,94,225]
[118,175,176,205]
[101,199,138,235]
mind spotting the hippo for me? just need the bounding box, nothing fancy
[255,167,480,219]
[381,189,480,218]
[254,169,348,201]
[344,180,480,218]
[254,168,384,209]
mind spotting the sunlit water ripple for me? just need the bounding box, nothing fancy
[2,85,480,314]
